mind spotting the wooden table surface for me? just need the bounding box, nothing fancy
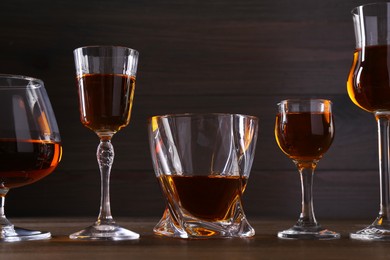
[1,218,390,259]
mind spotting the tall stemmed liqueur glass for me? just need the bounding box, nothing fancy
[348,3,390,240]
[275,99,340,240]
[70,46,139,240]
[0,74,62,242]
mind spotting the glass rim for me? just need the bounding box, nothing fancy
[351,2,390,15]
[149,113,258,121]
[73,45,139,56]
[0,74,44,88]
[277,98,332,106]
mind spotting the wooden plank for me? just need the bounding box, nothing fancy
[0,218,389,260]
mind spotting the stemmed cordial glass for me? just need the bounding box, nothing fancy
[70,46,139,240]
[0,74,62,242]
[275,99,340,240]
[348,3,390,240]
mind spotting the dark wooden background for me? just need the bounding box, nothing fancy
[0,0,386,221]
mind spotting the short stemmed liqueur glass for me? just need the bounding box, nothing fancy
[70,46,139,240]
[0,75,62,242]
[275,99,340,240]
[347,3,390,241]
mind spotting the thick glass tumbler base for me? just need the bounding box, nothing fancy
[153,208,255,239]
[1,226,51,242]
[278,226,340,240]
[69,223,140,241]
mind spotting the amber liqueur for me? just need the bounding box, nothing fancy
[159,175,247,221]
[77,73,136,133]
[0,139,62,189]
[347,45,390,112]
[275,112,334,160]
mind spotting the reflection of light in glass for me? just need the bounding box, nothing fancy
[25,84,52,138]
[151,117,158,132]
[12,95,32,152]
[161,117,183,175]
[125,51,138,76]
[74,49,88,123]
[358,6,366,54]
[37,111,51,137]
[356,66,363,89]
[78,76,87,123]
[239,117,254,153]
[51,144,62,166]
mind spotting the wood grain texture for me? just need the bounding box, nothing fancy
[0,0,386,219]
[1,218,390,260]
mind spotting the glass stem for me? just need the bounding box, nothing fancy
[96,138,114,226]
[0,197,4,219]
[295,161,319,228]
[0,194,12,228]
[375,113,390,224]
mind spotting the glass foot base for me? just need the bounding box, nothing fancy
[1,226,51,242]
[350,226,390,241]
[278,226,340,240]
[69,223,140,241]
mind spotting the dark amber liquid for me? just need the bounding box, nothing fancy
[347,45,390,112]
[275,112,334,160]
[0,139,62,189]
[159,175,247,221]
[77,73,136,134]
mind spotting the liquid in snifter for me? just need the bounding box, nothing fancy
[0,138,62,190]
